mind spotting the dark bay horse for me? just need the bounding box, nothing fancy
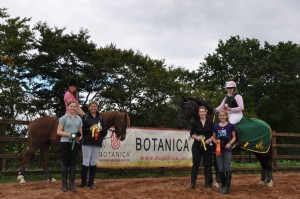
[176,97,273,187]
[17,111,130,183]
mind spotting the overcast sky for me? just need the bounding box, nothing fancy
[2,0,300,71]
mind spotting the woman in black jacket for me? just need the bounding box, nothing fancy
[190,106,214,189]
[81,101,107,189]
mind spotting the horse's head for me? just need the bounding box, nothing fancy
[176,97,214,129]
[114,112,130,141]
[176,97,198,129]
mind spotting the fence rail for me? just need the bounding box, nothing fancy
[0,120,300,176]
[272,132,300,167]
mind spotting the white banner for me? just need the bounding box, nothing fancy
[97,127,193,168]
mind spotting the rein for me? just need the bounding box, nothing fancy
[102,128,116,139]
[103,113,127,140]
[178,98,216,132]
[178,100,198,124]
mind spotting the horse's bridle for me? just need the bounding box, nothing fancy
[105,115,127,140]
[177,100,198,125]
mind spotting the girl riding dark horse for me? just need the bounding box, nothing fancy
[17,111,130,183]
[176,97,273,187]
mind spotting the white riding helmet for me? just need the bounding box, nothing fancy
[225,81,237,88]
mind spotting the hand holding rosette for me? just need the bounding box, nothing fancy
[216,142,221,156]
[70,132,81,150]
[199,135,207,151]
[92,122,102,141]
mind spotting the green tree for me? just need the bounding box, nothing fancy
[0,8,34,120]
[0,9,201,129]
[197,36,300,132]
[95,45,185,127]
[28,22,98,116]
[256,41,300,132]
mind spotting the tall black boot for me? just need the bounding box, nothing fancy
[88,165,97,189]
[204,167,212,188]
[215,171,220,184]
[61,165,68,192]
[219,172,225,192]
[190,168,198,189]
[221,171,232,194]
[81,165,89,188]
[69,167,77,192]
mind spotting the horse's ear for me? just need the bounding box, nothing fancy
[180,95,187,102]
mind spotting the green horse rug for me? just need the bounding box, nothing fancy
[235,117,272,153]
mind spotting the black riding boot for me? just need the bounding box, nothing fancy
[81,165,89,188]
[69,167,77,192]
[88,165,96,189]
[215,171,220,184]
[204,167,212,188]
[61,165,68,192]
[190,169,198,189]
[219,172,225,192]
[221,171,232,194]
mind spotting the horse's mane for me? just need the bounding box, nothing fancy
[186,97,214,115]
[101,111,130,126]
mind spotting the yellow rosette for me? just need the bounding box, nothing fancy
[199,135,207,151]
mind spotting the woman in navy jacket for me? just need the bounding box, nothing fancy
[81,101,107,189]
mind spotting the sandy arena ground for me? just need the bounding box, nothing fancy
[0,172,299,199]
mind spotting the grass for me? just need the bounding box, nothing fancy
[231,161,260,168]
[277,160,300,167]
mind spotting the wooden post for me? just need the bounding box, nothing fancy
[272,131,278,168]
[0,124,7,172]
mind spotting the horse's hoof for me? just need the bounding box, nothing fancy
[17,175,26,184]
[47,178,57,183]
[213,182,220,188]
[266,180,273,187]
[259,180,267,185]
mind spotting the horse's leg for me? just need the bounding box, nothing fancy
[40,144,56,182]
[254,152,267,185]
[212,151,220,188]
[255,149,273,187]
[265,148,273,187]
[18,146,37,184]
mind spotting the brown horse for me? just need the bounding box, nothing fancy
[17,111,130,183]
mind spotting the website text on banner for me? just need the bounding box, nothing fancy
[97,128,193,168]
